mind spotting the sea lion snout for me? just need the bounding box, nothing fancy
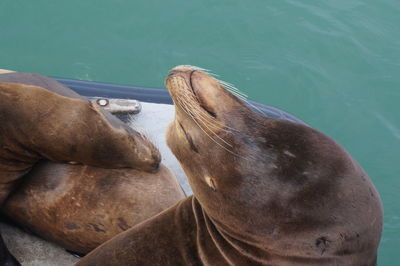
[140,149,161,173]
[167,69,181,77]
[166,65,242,123]
[126,133,161,173]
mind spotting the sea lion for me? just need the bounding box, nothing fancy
[0,72,161,203]
[76,65,383,266]
[2,160,184,254]
[0,72,162,265]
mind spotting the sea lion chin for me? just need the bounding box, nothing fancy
[76,66,383,266]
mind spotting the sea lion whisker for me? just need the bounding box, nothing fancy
[179,98,235,134]
[180,65,211,73]
[129,124,160,150]
[213,78,267,116]
[180,67,253,106]
[178,104,256,162]
[225,87,248,99]
[127,116,153,142]
[216,80,248,98]
[178,92,241,133]
[212,79,267,117]
[127,113,137,122]
[176,92,223,128]
[178,99,233,148]
[174,78,257,159]
[176,100,244,158]
[180,65,221,79]
[189,108,226,132]
[176,100,217,141]
[196,113,236,134]
[179,100,255,161]
[177,98,231,143]
[177,95,227,131]
[221,86,268,117]
[221,83,247,97]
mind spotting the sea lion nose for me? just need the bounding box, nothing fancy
[168,65,194,77]
[168,70,180,77]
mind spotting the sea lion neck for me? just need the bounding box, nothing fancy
[197,198,269,249]
[190,197,273,264]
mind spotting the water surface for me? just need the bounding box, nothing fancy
[1,0,399,263]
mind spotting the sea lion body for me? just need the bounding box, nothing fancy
[0,72,183,262]
[2,161,184,254]
[76,66,382,266]
[0,73,161,202]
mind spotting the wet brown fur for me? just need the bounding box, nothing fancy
[0,73,186,258]
[2,161,184,254]
[0,73,161,203]
[76,66,383,266]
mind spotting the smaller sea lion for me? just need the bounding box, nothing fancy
[76,66,383,266]
[0,73,161,203]
[0,72,162,265]
[2,160,185,254]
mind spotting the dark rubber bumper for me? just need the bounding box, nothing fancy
[54,77,306,125]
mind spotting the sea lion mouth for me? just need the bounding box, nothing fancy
[166,65,239,128]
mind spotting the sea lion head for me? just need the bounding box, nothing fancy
[166,65,382,255]
[165,65,291,238]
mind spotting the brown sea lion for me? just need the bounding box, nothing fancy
[0,72,162,264]
[76,65,383,266]
[2,160,184,254]
[0,73,161,203]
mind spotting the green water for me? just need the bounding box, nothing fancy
[1,0,399,263]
